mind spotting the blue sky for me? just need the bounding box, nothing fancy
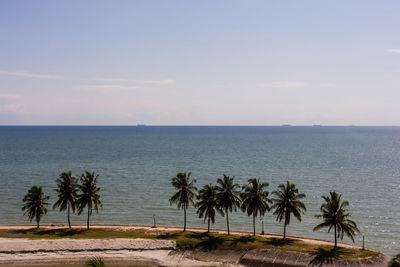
[0,0,399,125]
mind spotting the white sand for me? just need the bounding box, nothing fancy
[0,238,238,266]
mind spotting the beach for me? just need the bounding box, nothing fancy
[0,224,388,266]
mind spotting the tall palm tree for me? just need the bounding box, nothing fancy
[216,175,241,235]
[196,184,218,233]
[240,178,271,236]
[53,171,79,229]
[22,186,50,228]
[271,181,306,239]
[169,172,197,232]
[77,171,102,230]
[313,191,360,249]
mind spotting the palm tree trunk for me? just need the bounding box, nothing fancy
[183,206,186,232]
[226,209,230,235]
[87,206,90,230]
[284,223,286,239]
[253,214,256,236]
[334,224,337,249]
[36,216,39,229]
[208,217,210,233]
[68,204,71,229]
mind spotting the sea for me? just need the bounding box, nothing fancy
[0,126,399,256]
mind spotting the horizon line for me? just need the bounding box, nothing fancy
[1,124,400,127]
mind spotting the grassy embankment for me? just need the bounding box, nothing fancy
[0,227,380,260]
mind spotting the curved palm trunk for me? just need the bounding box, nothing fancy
[207,217,210,233]
[183,206,186,232]
[87,206,90,230]
[334,224,337,249]
[67,204,71,229]
[226,209,230,235]
[253,214,256,236]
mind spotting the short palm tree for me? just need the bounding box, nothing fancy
[271,181,306,239]
[389,253,400,267]
[216,175,241,235]
[241,178,271,236]
[77,171,102,230]
[313,191,359,249]
[22,186,50,228]
[53,171,79,229]
[86,257,106,267]
[196,184,218,233]
[169,172,197,232]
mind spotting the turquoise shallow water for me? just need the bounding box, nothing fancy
[0,126,399,255]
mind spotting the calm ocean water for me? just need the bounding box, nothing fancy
[0,126,399,255]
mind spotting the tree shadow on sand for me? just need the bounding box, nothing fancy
[230,236,255,247]
[261,238,295,247]
[186,232,211,240]
[194,235,225,251]
[309,247,350,267]
[156,232,180,239]
[8,228,86,237]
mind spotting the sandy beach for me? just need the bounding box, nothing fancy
[0,224,366,249]
[0,224,386,266]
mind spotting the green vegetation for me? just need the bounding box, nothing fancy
[53,171,79,229]
[216,175,241,235]
[169,172,197,232]
[196,184,218,232]
[0,227,380,260]
[77,171,102,230]
[240,178,272,236]
[313,191,360,249]
[22,186,51,228]
[271,181,306,239]
[85,257,105,267]
[389,253,400,267]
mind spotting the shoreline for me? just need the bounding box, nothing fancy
[0,223,368,251]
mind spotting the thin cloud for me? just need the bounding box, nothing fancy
[388,49,400,54]
[0,94,19,99]
[75,84,140,90]
[256,81,306,88]
[0,71,62,79]
[0,94,20,107]
[96,78,174,85]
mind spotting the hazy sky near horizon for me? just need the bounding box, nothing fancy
[1,1,400,125]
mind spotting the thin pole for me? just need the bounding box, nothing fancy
[152,214,156,228]
[362,235,365,250]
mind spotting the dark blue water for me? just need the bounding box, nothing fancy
[0,126,399,255]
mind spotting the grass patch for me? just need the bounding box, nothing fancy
[0,228,381,260]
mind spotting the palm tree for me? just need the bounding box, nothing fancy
[216,175,241,235]
[271,181,306,239]
[77,171,102,230]
[53,171,79,229]
[240,178,271,236]
[169,172,197,232]
[313,191,360,249]
[196,184,218,233]
[22,186,50,228]
[389,253,400,267]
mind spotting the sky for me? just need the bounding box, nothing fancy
[0,0,400,126]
